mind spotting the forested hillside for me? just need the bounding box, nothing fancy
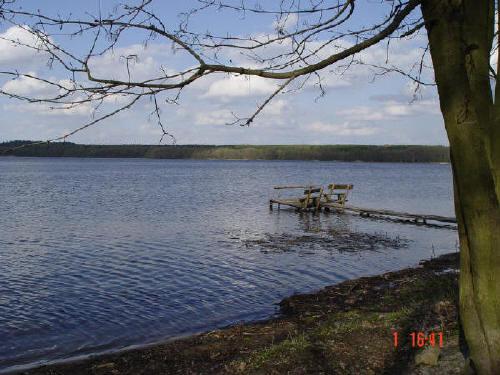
[0,142,450,162]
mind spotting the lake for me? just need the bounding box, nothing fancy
[0,158,458,372]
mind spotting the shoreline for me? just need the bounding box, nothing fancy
[0,155,452,164]
[0,143,450,163]
[16,252,462,375]
[0,155,452,166]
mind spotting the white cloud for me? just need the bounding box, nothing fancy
[262,99,287,115]
[203,74,278,99]
[337,107,386,121]
[2,73,55,96]
[338,99,439,122]
[384,104,412,116]
[305,121,377,136]
[86,43,190,84]
[1,74,93,116]
[88,45,160,82]
[3,101,92,117]
[194,109,234,125]
[0,25,49,66]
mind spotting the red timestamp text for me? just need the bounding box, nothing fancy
[393,331,443,348]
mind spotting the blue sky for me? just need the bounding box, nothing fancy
[0,0,447,145]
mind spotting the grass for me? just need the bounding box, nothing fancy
[246,334,312,370]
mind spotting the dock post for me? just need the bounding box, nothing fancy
[269,200,273,210]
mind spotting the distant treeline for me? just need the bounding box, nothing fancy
[0,141,450,163]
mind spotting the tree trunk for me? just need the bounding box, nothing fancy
[422,0,500,373]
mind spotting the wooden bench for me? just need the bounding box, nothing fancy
[324,184,353,208]
[270,183,353,211]
[299,186,323,210]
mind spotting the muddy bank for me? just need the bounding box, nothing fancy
[18,252,461,375]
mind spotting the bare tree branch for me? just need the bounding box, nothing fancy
[0,0,424,144]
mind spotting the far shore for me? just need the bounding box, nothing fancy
[17,252,462,375]
[0,142,450,163]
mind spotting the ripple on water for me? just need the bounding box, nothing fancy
[0,158,457,372]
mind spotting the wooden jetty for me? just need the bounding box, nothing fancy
[270,184,353,211]
[269,184,456,226]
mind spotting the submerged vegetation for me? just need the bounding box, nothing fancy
[244,229,410,254]
[0,142,450,162]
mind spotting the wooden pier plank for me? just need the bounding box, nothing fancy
[269,183,456,225]
[269,201,456,224]
[322,203,456,224]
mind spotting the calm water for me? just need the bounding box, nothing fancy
[0,158,457,372]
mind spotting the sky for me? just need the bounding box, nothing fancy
[0,0,448,145]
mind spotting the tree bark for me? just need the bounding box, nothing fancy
[421,0,500,373]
